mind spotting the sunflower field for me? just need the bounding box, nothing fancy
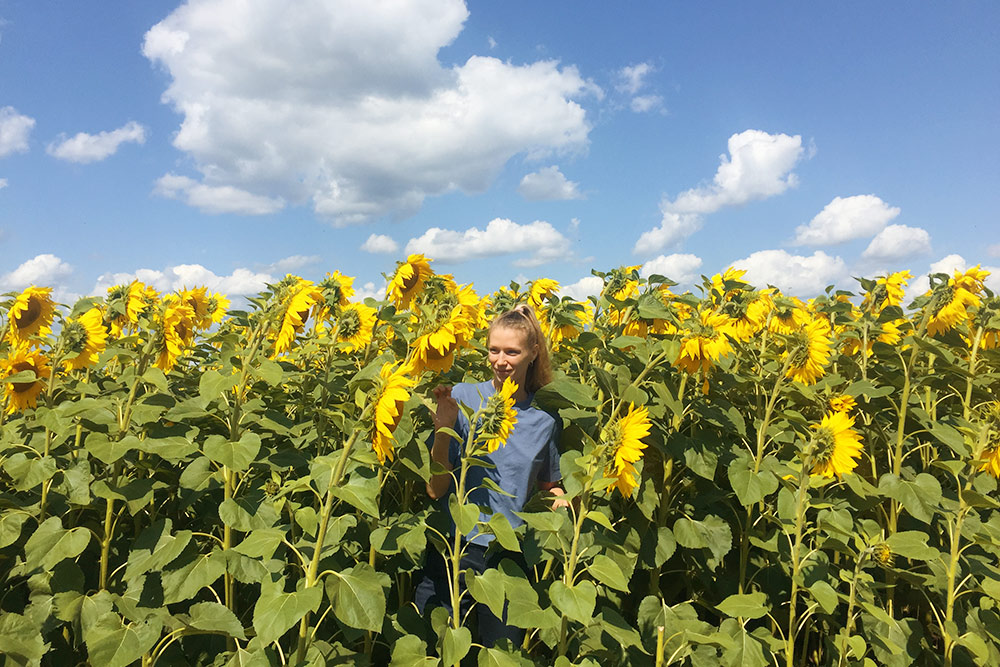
[1,256,999,666]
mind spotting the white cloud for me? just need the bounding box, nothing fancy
[154,174,285,215]
[666,130,804,215]
[361,233,400,254]
[487,36,497,49]
[0,178,7,189]
[635,130,804,255]
[792,195,901,246]
[0,106,35,157]
[517,165,583,201]
[732,249,847,296]
[862,224,931,260]
[560,276,603,300]
[142,0,598,225]
[633,212,702,254]
[0,254,73,291]
[640,253,703,284]
[92,263,274,296]
[259,254,321,275]
[354,280,385,301]
[630,95,663,113]
[404,217,571,266]
[46,121,147,163]
[617,63,652,95]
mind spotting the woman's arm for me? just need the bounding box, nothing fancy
[426,385,459,500]
[538,480,571,510]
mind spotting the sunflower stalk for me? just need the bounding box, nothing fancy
[836,548,871,667]
[785,457,813,667]
[962,325,983,421]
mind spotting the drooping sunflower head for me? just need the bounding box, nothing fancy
[152,298,197,373]
[319,271,356,313]
[604,403,652,497]
[126,282,160,327]
[336,302,377,352]
[976,402,1000,478]
[809,411,864,478]
[862,270,912,314]
[602,265,641,302]
[477,376,519,453]
[2,346,51,413]
[544,297,593,348]
[528,278,560,309]
[371,361,416,464]
[273,278,323,356]
[673,309,734,377]
[7,286,56,345]
[708,266,749,304]
[871,543,894,567]
[768,297,809,336]
[387,254,433,309]
[784,315,833,385]
[489,284,525,315]
[61,307,108,371]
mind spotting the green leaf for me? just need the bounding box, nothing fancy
[203,432,262,472]
[84,612,161,667]
[449,495,480,536]
[534,376,599,410]
[477,646,533,666]
[878,473,942,524]
[716,592,769,620]
[331,467,381,518]
[588,554,630,592]
[727,451,778,507]
[185,601,246,640]
[390,634,437,666]
[486,513,521,552]
[807,581,840,615]
[672,515,733,567]
[252,359,283,385]
[441,626,472,666]
[223,648,272,667]
[468,568,508,620]
[886,531,939,561]
[0,511,29,549]
[85,433,142,465]
[325,563,387,632]
[2,453,57,491]
[160,550,227,604]
[23,516,92,572]
[124,519,193,582]
[655,527,676,567]
[199,369,238,401]
[549,580,596,625]
[929,423,969,457]
[219,497,280,532]
[720,620,767,667]
[0,611,48,663]
[252,585,323,646]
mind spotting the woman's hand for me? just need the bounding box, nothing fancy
[432,385,459,432]
[539,481,571,510]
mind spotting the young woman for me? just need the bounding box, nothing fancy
[414,305,566,647]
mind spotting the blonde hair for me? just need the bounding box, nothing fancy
[487,304,552,393]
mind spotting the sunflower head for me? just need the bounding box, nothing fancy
[862,270,912,314]
[7,286,56,345]
[784,316,833,385]
[602,265,641,303]
[273,278,323,356]
[604,403,651,497]
[2,346,51,413]
[61,307,108,371]
[320,271,356,313]
[387,254,433,309]
[976,402,1000,478]
[371,362,416,464]
[871,543,893,567]
[336,302,377,352]
[477,377,519,453]
[828,394,857,414]
[528,278,560,309]
[809,411,863,478]
[673,309,734,376]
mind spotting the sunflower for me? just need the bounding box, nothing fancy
[768,298,810,336]
[126,282,160,327]
[862,270,912,314]
[719,289,774,341]
[976,403,1000,478]
[674,309,734,376]
[410,322,467,375]
[336,302,377,352]
[2,346,50,413]
[179,287,229,330]
[153,298,196,373]
[785,316,833,385]
[602,265,641,303]
[528,278,560,309]
[478,377,519,453]
[61,307,108,370]
[371,362,416,464]
[274,278,323,356]
[605,403,652,497]
[543,298,593,348]
[809,411,863,477]
[828,394,856,414]
[7,286,56,346]
[387,254,433,309]
[709,267,749,303]
[927,285,979,336]
[202,292,230,328]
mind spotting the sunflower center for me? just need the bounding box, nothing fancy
[400,267,420,293]
[480,394,509,438]
[811,426,836,465]
[10,361,39,394]
[14,296,42,330]
[338,310,362,339]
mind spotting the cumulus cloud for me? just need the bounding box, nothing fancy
[0,178,7,189]
[862,224,931,260]
[560,275,603,301]
[92,263,274,296]
[616,62,663,113]
[630,95,663,113]
[46,121,147,163]
[0,106,35,157]
[154,174,285,215]
[405,217,571,266]
[633,212,702,254]
[0,254,73,291]
[142,0,598,225]
[361,233,400,254]
[792,195,901,246]
[517,166,583,201]
[732,249,847,296]
[640,253,703,284]
[635,130,804,254]
[354,280,385,301]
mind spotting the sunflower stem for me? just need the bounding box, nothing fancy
[785,461,811,667]
[962,326,983,421]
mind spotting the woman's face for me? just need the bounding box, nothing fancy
[488,326,536,391]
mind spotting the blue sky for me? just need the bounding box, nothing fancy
[1,0,998,304]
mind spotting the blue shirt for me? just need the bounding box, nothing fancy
[441,380,561,545]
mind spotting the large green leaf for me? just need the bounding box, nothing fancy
[85,433,142,465]
[124,518,193,582]
[727,451,778,507]
[441,626,472,666]
[2,453,57,491]
[587,554,630,592]
[185,601,246,640]
[252,586,322,646]
[878,473,942,524]
[390,634,438,666]
[0,511,29,549]
[84,612,161,667]
[886,531,940,561]
[549,580,596,625]
[673,515,732,567]
[0,611,48,663]
[716,592,769,620]
[23,516,91,572]
[203,432,262,472]
[467,568,508,620]
[325,563,387,632]
[160,550,226,604]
